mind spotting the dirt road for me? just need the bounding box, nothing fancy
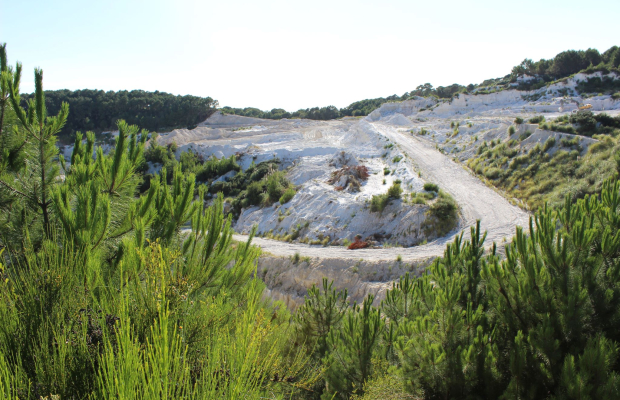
[234,122,530,262]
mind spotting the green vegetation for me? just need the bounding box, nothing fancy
[141,142,296,216]
[141,138,241,187]
[224,163,296,214]
[468,119,620,210]
[528,115,545,124]
[279,187,296,204]
[511,45,620,91]
[20,89,217,143]
[371,181,403,213]
[421,190,459,237]
[0,54,309,399]
[221,105,341,120]
[410,191,434,205]
[423,182,439,192]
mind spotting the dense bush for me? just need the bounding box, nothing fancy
[279,187,296,204]
[511,45,619,81]
[370,193,390,213]
[423,182,439,192]
[529,115,545,124]
[386,181,402,199]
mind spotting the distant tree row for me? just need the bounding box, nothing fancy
[220,84,471,121]
[20,89,218,143]
[511,45,620,79]
[220,104,342,120]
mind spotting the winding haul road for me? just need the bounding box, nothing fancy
[234,122,530,262]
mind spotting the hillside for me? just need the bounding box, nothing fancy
[220,45,620,120]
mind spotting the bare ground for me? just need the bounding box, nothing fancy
[235,122,530,262]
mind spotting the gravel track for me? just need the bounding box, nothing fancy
[234,122,530,262]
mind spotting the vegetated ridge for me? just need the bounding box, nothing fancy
[221,44,620,119]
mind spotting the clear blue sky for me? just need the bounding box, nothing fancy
[1,0,618,111]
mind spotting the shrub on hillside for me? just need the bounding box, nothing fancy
[244,181,264,206]
[370,194,390,213]
[387,182,403,199]
[279,187,296,204]
[422,190,459,237]
[423,182,439,192]
[543,137,556,152]
[529,115,545,124]
[266,171,290,203]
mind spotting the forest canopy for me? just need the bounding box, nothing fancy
[20,89,218,143]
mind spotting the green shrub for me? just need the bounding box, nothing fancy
[387,182,402,199]
[422,190,459,237]
[383,168,391,175]
[514,117,524,125]
[423,182,439,192]
[266,171,288,203]
[529,115,545,124]
[411,193,427,205]
[279,187,296,204]
[392,155,403,163]
[569,110,597,135]
[197,155,241,181]
[543,137,556,152]
[244,181,264,206]
[484,167,502,180]
[370,194,390,212]
[508,126,516,136]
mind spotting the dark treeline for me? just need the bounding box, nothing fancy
[20,89,218,143]
[512,45,620,79]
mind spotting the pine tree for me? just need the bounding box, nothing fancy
[483,181,620,398]
[294,278,349,360]
[52,122,155,253]
[0,64,68,247]
[322,294,382,399]
[394,222,502,399]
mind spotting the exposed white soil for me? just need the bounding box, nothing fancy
[158,72,620,304]
[159,115,433,246]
